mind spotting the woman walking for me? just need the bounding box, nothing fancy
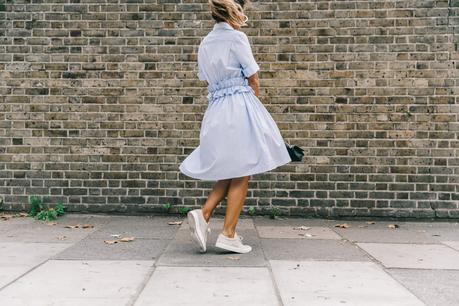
[179,0,291,254]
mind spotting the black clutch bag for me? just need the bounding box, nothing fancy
[285,142,304,162]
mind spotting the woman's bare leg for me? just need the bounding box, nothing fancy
[201,179,231,222]
[222,175,250,238]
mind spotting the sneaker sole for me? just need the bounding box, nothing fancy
[187,211,206,252]
[215,241,252,254]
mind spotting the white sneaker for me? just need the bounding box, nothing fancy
[215,232,252,254]
[187,209,210,252]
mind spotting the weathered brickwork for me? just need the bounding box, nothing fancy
[0,1,458,218]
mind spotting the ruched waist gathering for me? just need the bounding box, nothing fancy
[207,76,254,101]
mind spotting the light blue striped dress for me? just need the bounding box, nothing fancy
[179,21,291,180]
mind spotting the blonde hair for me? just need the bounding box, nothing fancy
[208,0,250,28]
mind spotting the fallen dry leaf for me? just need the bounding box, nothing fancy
[335,223,350,229]
[1,212,30,220]
[366,221,376,225]
[104,240,119,245]
[0,214,13,220]
[226,256,240,261]
[65,224,94,229]
[57,235,67,240]
[388,224,399,229]
[104,236,135,244]
[168,221,183,225]
[46,222,57,226]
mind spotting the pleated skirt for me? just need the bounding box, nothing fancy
[179,79,291,181]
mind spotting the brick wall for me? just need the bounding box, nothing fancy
[1,1,458,219]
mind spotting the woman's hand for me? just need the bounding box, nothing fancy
[247,73,260,97]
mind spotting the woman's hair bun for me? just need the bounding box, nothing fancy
[209,0,250,27]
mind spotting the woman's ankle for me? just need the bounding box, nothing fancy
[201,209,211,223]
[222,229,235,238]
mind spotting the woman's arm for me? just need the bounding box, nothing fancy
[247,72,260,97]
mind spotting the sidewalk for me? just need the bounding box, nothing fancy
[0,213,458,306]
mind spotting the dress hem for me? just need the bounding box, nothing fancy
[179,155,291,181]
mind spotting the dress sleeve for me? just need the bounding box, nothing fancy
[231,32,260,78]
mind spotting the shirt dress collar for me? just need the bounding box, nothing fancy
[213,21,234,31]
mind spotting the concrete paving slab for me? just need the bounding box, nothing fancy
[261,238,370,261]
[401,221,459,229]
[270,260,425,306]
[88,224,178,240]
[41,214,112,229]
[253,216,339,227]
[0,242,71,288]
[387,268,459,306]
[334,228,438,243]
[53,237,169,260]
[157,229,266,267]
[103,215,184,227]
[4,214,459,305]
[442,241,459,251]
[109,214,180,222]
[357,243,459,269]
[62,215,181,240]
[0,215,109,243]
[330,221,431,230]
[425,228,459,241]
[257,226,341,239]
[0,260,153,306]
[253,217,432,229]
[400,222,459,242]
[0,297,132,306]
[56,213,113,223]
[134,266,280,306]
[1,226,96,244]
[0,267,31,290]
[0,217,35,231]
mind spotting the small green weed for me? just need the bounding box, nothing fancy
[28,196,66,221]
[162,202,172,211]
[36,208,58,221]
[269,207,281,219]
[177,206,190,216]
[28,196,43,217]
[247,206,256,216]
[55,201,65,216]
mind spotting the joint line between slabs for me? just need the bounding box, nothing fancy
[0,257,51,293]
[0,240,82,293]
[254,224,285,306]
[127,224,181,306]
[350,241,428,304]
